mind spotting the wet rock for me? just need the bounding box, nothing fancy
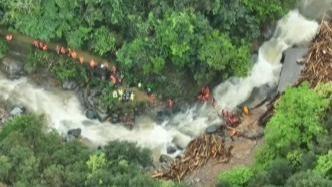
[239,83,277,109]
[62,81,77,90]
[1,57,24,79]
[251,53,258,63]
[66,134,76,142]
[278,48,308,93]
[166,146,177,154]
[159,154,174,165]
[97,111,109,122]
[156,110,171,124]
[67,128,81,138]
[9,106,25,116]
[110,113,120,124]
[205,125,219,134]
[94,103,109,122]
[77,88,101,109]
[172,134,191,150]
[85,110,98,120]
[263,23,276,40]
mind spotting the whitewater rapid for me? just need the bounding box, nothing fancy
[0,6,322,156]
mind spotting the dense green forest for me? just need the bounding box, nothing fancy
[0,0,296,100]
[0,115,181,187]
[218,83,332,187]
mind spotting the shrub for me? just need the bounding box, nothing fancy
[0,39,8,59]
[218,166,253,187]
[286,170,332,187]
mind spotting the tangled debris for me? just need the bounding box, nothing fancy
[152,134,232,181]
[299,20,332,87]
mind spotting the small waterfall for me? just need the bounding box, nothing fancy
[213,10,319,110]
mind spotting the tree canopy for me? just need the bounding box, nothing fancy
[0,115,179,186]
[0,0,297,99]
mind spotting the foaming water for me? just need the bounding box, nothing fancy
[213,10,319,109]
[0,73,216,156]
[0,8,322,156]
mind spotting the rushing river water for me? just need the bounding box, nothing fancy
[0,1,325,157]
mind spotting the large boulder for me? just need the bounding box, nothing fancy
[166,146,177,154]
[239,83,277,109]
[67,128,81,138]
[159,154,174,165]
[278,48,308,93]
[85,109,98,120]
[205,125,219,134]
[156,110,171,124]
[9,105,25,117]
[1,57,24,79]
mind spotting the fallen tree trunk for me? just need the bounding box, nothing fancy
[153,134,232,181]
[298,20,332,87]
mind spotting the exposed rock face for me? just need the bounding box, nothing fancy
[62,81,77,90]
[166,146,177,154]
[159,154,174,165]
[205,125,219,134]
[9,105,25,117]
[278,48,308,93]
[1,57,24,79]
[85,109,98,120]
[239,84,277,109]
[67,128,81,138]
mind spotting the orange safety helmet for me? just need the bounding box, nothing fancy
[5,34,13,41]
[38,42,44,49]
[60,47,67,54]
[110,75,117,84]
[42,44,48,51]
[70,51,77,59]
[243,106,250,115]
[89,59,97,68]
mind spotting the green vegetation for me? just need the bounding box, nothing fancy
[0,39,8,59]
[0,0,296,99]
[26,49,89,83]
[0,115,180,186]
[218,83,332,186]
[217,166,253,187]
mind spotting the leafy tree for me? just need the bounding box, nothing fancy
[218,166,253,187]
[104,141,153,168]
[315,83,332,105]
[199,31,251,76]
[314,150,332,179]
[285,170,332,187]
[66,26,92,49]
[264,84,329,156]
[0,115,166,186]
[90,26,117,56]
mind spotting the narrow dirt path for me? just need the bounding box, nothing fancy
[0,28,110,65]
[0,28,156,103]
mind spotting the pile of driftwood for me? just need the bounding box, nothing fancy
[152,134,231,181]
[299,20,332,87]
